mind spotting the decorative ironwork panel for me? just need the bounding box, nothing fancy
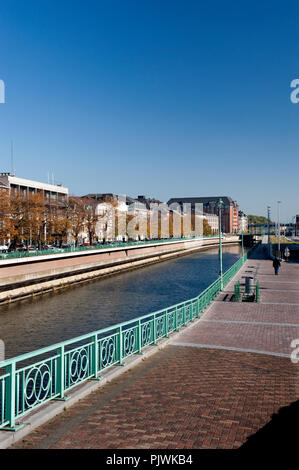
[167,310,176,333]
[15,356,58,418]
[192,301,198,318]
[122,327,138,358]
[99,334,118,370]
[177,307,184,327]
[64,343,93,391]
[156,314,166,339]
[185,305,192,322]
[141,320,153,347]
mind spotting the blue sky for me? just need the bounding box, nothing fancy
[0,0,298,221]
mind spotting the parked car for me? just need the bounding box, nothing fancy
[14,243,27,252]
[0,244,8,252]
[28,246,38,252]
[42,244,51,250]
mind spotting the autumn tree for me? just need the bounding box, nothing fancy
[0,189,13,244]
[25,194,46,248]
[83,199,99,244]
[49,201,71,247]
[68,197,86,246]
[8,192,29,249]
[203,218,213,236]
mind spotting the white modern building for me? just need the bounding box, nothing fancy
[0,172,68,203]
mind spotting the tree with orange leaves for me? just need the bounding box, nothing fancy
[0,189,13,244]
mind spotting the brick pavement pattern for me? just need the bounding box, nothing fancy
[11,347,298,449]
[10,246,299,449]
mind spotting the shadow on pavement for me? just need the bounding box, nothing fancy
[239,398,299,452]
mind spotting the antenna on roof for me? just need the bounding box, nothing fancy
[10,140,14,175]
[52,173,54,185]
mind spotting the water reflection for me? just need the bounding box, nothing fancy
[0,245,242,358]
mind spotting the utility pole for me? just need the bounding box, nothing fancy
[10,140,14,175]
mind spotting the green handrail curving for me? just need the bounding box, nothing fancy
[0,246,253,431]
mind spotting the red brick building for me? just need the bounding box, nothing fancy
[167,196,239,234]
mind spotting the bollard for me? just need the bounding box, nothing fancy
[245,277,254,294]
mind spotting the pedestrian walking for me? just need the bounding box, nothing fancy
[273,257,281,275]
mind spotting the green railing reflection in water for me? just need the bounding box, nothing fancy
[0,248,253,431]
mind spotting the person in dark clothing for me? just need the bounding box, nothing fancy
[273,257,281,275]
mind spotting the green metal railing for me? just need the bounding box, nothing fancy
[0,247,253,431]
[255,280,259,302]
[234,275,260,303]
[0,235,220,261]
[234,280,240,302]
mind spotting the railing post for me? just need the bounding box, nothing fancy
[183,305,186,326]
[153,314,157,345]
[119,326,123,365]
[5,362,15,429]
[175,307,179,331]
[93,334,98,378]
[138,320,142,354]
[56,345,66,400]
[165,311,169,338]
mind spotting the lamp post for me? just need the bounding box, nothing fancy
[267,206,271,256]
[241,213,244,258]
[277,201,281,259]
[267,206,270,243]
[218,198,223,289]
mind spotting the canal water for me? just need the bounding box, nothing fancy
[0,244,243,359]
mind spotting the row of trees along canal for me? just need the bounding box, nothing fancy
[0,190,213,249]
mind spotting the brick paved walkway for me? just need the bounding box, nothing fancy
[10,248,299,449]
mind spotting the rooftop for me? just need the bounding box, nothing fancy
[167,196,236,206]
[0,173,68,194]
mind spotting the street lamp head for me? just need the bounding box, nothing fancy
[217,198,223,206]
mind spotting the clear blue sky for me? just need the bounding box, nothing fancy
[0,0,298,221]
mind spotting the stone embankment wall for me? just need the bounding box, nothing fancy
[0,237,240,304]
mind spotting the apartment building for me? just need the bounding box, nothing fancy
[167,196,239,234]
